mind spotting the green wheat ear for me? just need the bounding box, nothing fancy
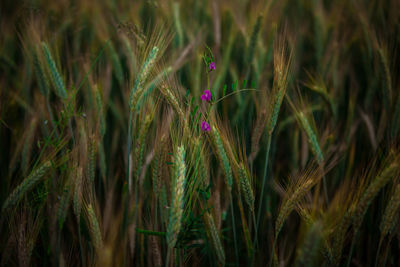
[205,212,225,264]
[134,114,152,182]
[166,145,186,248]
[87,204,103,250]
[33,51,50,97]
[88,137,97,184]
[94,86,106,137]
[152,135,167,195]
[275,178,315,238]
[353,160,398,231]
[41,42,67,99]
[380,183,400,238]
[298,112,324,163]
[2,161,51,212]
[73,167,83,222]
[239,163,255,211]
[129,46,159,111]
[212,126,233,188]
[57,182,71,229]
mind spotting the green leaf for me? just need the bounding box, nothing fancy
[232,80,238,91]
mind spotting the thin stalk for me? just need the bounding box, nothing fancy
[212,89,258,106]
[46,97,59,139]
[56,227,61,266]
[166,248,171,267]
[136,228,165,237]
[250,210,258,266]
[322,174,329,205]
[123,112,134,233]
[230,193,239,266]
[374,238,382,267]
[268,237,277,267]
[126,112,133,190]
[382,237,391,267]
[346,230,359,267]
[255,134,271,249]
[78,223,85,265]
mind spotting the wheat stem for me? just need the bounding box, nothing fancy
[255,133,271,249]
[229,193,239,266]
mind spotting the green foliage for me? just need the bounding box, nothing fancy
[1,1,400,266]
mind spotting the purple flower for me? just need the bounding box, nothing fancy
[201,90,212,102]
[209,62,216,71]
[201,121,211,132]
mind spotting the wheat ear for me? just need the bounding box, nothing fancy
[211,126,233,188]
[57,182,71,229]
[353,161,398,230]
[129,46,159,111]
[2,161,51,212]
[41,42,67,99]
[87,204,103,250]
[204,212,225,264]
[380,183,400,238]
[166,145,186,248]
[73,166,83,222]
[239,163,255,211]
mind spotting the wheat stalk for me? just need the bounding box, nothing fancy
[149,236,162,267]
[378,47,392,110]
[195,138,209,190]
[257,38,292,248]
[159,184,169,225]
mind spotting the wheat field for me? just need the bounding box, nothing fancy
[1,0,400,266]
